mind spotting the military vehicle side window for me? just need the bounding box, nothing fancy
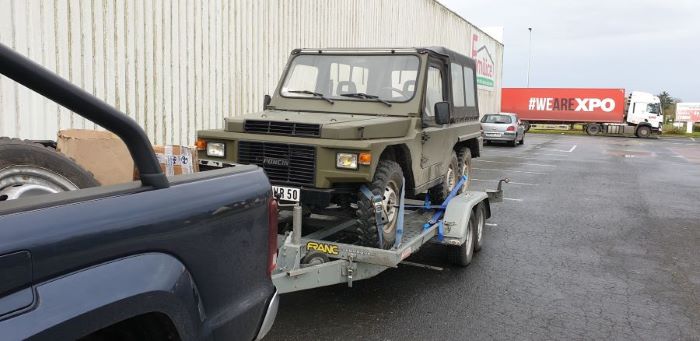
[425,66,444,118]
[282,64,319,94]
[463,66,477,107]
[330,63,368,95]
[450,63,465,108]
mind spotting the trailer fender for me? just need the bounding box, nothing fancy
[441,191,489,244]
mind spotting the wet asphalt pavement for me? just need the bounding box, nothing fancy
[266,134,700,340]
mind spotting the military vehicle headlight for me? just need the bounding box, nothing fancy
[206,142,226,157]
[336,153,358,169]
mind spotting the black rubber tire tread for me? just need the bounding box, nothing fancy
[509,139,517,147]
[586,124,601,136]
[429,151,459,205]
[0,137,100,191]
[448,211,476,267]
[456,147,472,191]
[473,202,486,252]
[636,125,651,138]
[356,159,403,249]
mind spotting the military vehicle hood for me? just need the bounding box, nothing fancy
[225,110,413,140]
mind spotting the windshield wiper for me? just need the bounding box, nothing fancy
[340,93,392,107]
[286,90,334,104]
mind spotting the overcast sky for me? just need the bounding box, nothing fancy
[439,0,700,101]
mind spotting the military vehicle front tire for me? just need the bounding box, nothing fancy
[356,160,403,249]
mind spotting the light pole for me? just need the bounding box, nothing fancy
[526,27,532,87]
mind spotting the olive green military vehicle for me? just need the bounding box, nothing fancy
[197,47,483,249]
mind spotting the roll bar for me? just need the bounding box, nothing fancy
[0,43,168,189]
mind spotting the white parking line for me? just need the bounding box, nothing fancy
[504,198,523,202]
[536,144,577,153]
[472,179,538,186]
[475,160,555,167]
[473,167,547,175]
[485,223,498,227]
[691,137,696,141]
[481,155,569,162]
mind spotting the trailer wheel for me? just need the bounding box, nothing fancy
[449,211,476,267]
[586,124,601,136]
[0,138,99,201]
[429,151,459,204]
[473,203,486,252]
[636,125,651,138]
[356,160,403,249]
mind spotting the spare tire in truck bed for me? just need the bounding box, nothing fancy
[0,137,99,201]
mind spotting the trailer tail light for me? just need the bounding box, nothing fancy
[506,125,516,132]
[267,196,278,277]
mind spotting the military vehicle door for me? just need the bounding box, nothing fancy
[419,59,452,186]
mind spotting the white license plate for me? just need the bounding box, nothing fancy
[486,132,502,137]
[272,186,301,202]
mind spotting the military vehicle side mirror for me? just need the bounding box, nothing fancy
[263,94,272,109]
[434,101,450,125]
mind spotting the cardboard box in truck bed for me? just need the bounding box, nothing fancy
[57,129,134,185]
[501,88,627,123]
[58,129,198,185]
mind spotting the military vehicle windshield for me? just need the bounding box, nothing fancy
[281,54,420,103]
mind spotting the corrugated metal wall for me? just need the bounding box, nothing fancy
[0,0,503,145]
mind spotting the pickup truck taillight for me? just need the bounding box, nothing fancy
[267,197,278,277]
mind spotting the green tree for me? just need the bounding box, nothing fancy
[657,91,681,122]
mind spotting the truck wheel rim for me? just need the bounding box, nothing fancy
[465,219,473,255]
[446,166,456,191]
[0,166,79,201]
[382,182,399,232]
[476,209,484,243]
[461,162,469,191]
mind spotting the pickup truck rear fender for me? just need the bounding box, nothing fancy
[0,253,201,340]
[0,167,275,340]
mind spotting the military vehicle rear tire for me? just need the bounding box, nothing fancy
[429,151,459,205]
[356,160,403,249]
[457,147,472,192]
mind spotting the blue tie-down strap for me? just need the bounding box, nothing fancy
[423,175,468,242]
[360,185,384,247]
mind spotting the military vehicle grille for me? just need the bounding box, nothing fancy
[244,120,321,137]
[238,141,316,186]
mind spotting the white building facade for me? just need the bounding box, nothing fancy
[0,0,503,145]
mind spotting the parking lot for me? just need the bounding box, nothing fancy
[267,134,700,340]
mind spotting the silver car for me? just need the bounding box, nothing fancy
[481,113,525,146]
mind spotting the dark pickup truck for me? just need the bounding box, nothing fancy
[0,44,278,340]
